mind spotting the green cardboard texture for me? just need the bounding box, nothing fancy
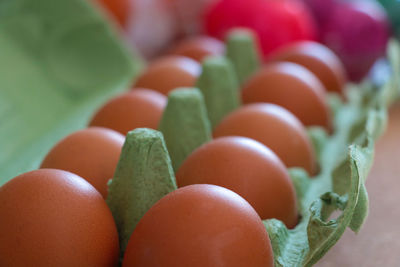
[226,29,261,84]
[196,56,241,129]
[159,88,212,171]
[107,129,177,253]
[113,35,398,265]
[0,0,141,184]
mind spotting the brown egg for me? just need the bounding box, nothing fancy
[0,169,119,266]
[40,127,125,198]
[176,137,298,227]
[89,89,167,135]
[242,62,332,132]
[268,41,347,96]
[168,36,225,62]
[214,103,317,175]
[133,56,202,96]
[97,0,133,28]
[123,184,274,267]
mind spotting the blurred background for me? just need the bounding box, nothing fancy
[96,0,399,82]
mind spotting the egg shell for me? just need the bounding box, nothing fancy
[89,89,167,135]
[122,184,274,267]
[176,136,298,227]
[268,41,347,96]
[168,36,225,62]
[40,127,125,198]
[214,103,317,175]
[97,0,133,28]
[242,62,332,132]
[133,56,202,96]
[0,169,119,266]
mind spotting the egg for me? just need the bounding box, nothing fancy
[97,0,133,27]
[268,41,347,96]
[242,62,332,132]
[89,89,167,135]
[133,56,202,96]
[40,127,124,198]
[122,184,274,267]
[213,103,317,175]
[168,36,225,62]
[176,136,298,228]
[0,169,119,266]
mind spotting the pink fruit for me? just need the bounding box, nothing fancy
[204,0,317,57]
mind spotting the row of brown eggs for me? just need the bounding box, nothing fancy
[0,33,347,266]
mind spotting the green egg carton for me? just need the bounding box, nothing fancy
[1,0,400,266]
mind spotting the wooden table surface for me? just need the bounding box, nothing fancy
[316,103,400,266]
